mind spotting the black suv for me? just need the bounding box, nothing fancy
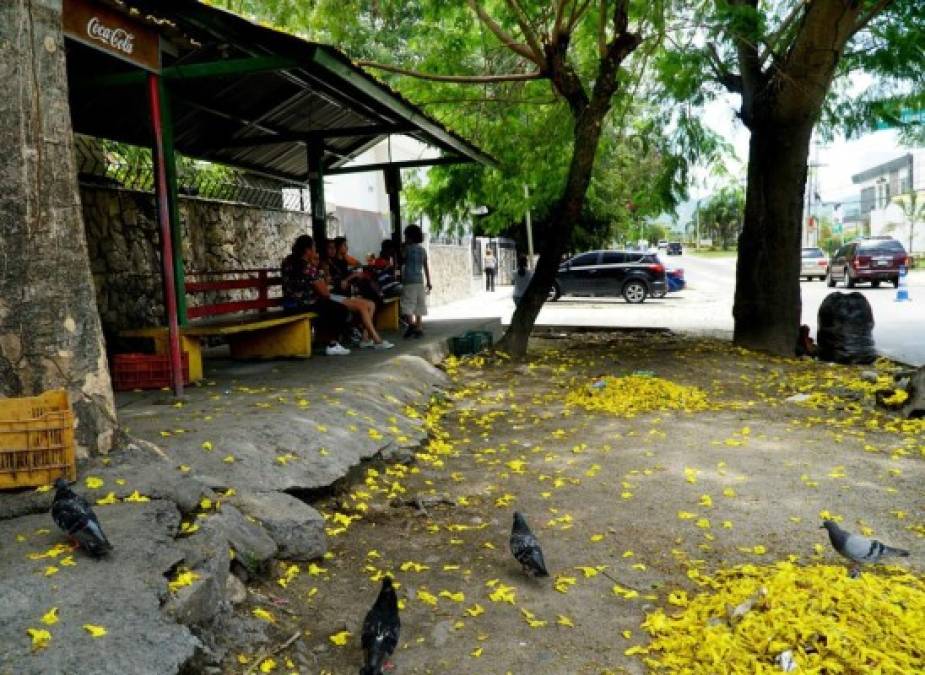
[666,242,683,255]
[550,250,667,303]
[827,238,909,288]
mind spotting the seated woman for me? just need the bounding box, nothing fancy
[281,235,393,352]
[335,237,382,303]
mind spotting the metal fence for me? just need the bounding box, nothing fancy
[74,135,305,211]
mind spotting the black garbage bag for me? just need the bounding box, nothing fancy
[816,292,877,364]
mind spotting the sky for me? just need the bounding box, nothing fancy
[661,95,920,229]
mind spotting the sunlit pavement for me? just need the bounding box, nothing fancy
[429,255,924,366]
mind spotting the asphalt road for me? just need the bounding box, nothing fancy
[430,253,924,366]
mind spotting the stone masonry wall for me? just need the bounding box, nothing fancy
[81,186,478,335]
[80,186,311,337]
[426,244,474,307]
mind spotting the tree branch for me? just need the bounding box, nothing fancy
[707,42,743,93]
[598,0,606,57]
[567,0,595,32]
[757,1,806,67]
[852,0,894,37]
[726,0,763,106]
[466,0,544,67]
[503,0,547,67]
[552,0,569,43]
[355,61,544,83]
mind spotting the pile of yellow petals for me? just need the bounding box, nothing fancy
[565,375,712,417]
[635,562,925,672]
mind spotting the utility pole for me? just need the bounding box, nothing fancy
[695,200,700,250]
[523,183,534,268]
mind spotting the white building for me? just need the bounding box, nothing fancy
[851,151,925,255]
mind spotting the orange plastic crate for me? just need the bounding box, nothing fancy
[112,352,190,391]
[0,389,76,490]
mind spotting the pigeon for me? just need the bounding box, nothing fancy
[821,520,908,576]
[360,576,400,675]
[510,511,549,577]
[51,478,112,557]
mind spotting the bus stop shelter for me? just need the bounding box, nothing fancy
[62,0,492,397]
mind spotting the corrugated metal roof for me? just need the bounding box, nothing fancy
[65,0,493,184]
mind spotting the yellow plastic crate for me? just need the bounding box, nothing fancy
[0,389,76,490]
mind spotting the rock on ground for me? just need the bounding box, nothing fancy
[0,501,199,675]
[229,491,326,561]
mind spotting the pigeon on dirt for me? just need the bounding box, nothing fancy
[821,520,908,576]
[51,478,112,557]
[510,511,549,577]
[360,576,400,675]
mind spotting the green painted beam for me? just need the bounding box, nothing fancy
[80,55,300,88]
[310,48,496,168]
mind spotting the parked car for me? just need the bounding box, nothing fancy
[652,265,686,298]
[657,240,669,250]
[550,250,667,303]
[666,242,683,255]
[827,237,909,288]
[800,247,829,280]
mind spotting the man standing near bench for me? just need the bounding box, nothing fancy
[281,235,393,354]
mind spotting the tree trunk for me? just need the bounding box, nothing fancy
[732,121,814,356]
[497,112,607,358]
[0,0,116,456]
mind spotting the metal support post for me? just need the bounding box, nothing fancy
[385,166,403,257]
[156,77,187,325]
[307,143,327,245]
[148,74,184,398]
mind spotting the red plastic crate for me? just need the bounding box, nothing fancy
[112,353,190,391]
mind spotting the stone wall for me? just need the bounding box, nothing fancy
[80,186,312,337]
[80,186,479,335]
[426,244,474,307]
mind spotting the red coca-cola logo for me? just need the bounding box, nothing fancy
[86,17,135,55]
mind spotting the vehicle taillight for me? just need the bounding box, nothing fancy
[854,256,870,268]
[648,263,665,275]
[818,260,828,266]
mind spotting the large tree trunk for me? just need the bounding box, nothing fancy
[733,121,814,355]
[497,111,607,358]
[0,0,116,456]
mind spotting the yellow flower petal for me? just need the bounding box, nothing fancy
[82,624,107,638]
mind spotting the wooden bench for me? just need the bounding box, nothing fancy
[121,269,399,382]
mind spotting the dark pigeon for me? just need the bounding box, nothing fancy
[360,576,400,675]
[821,520,908,576]
[51,478,112,557]
[510,511,549,577]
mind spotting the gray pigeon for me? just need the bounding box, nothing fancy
[51,478,112,557]
[821,520,909,576]
[510,512,549,577]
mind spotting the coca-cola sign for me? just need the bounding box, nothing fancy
[86,17,135,55]
[63,0,160,72]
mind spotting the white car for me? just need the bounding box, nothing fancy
[800,247,829,281]
[657,240,669,250]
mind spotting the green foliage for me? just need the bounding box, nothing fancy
[209,0,706,248]
[698,185,744,250]
[660,0,925,140]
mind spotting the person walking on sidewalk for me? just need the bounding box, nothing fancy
[483,247,497,292]
[401,224,432,338]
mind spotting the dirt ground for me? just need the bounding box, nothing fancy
[222,330,924,674]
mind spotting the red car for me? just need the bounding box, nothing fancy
[827,237,909,288]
